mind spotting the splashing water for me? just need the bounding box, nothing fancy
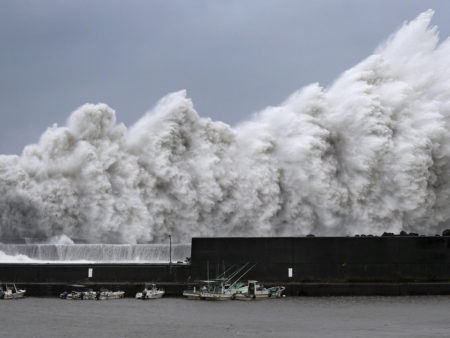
[0,243,191,263]
[1,10,449,244]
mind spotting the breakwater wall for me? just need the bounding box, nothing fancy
[0,263,190,283]
[1,236,450,296]
[190,236,450,283]
[0,263,192,296]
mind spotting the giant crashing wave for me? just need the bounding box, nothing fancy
[1,10,450,244]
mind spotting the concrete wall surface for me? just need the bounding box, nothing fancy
[0,263,190,284]
[190,237,450,282]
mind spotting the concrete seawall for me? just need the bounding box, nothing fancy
[1,236,450,296]
[191,237,450,283]
[0,263,190,283]
[0,263,193,296]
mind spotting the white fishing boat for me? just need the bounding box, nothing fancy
[183,280,215,300]
[182,286,201,300]
[98,289,125,300]
[234,280,285,300]
[183,263,258,301]
[136,283,165,299]
[197,263,255,301]
[184,263,235,300]
[200,279,234,301]
[0,284,26,299]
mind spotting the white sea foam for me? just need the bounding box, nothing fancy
[0,244,191,263]
[1,11,449,243]
[0,251,35,263]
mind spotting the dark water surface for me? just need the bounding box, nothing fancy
[1,296,449,337]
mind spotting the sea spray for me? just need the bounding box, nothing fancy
[0,243,192,263]
[1,10,450,243]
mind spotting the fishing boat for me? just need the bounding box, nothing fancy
[98,288,125,300]
[182,284,206,299]
[267,286,286,297]
[136,283,165,299]
[183,280,217,300]
[59,285,96,300]
[0,284,26,299]
[183,263,258,301]
[234,280,285,300]
[182,286,201,300]
[59,285,124,300]
[182,264,236,300]
[198,263,256,301]
[200,279,234,301]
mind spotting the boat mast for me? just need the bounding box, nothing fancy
[216,264,237,279]
[230,263,257,288]
[225,262,250,284]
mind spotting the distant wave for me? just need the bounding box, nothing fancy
[1,10,449,243]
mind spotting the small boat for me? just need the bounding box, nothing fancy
[136,283,165,299]
[183,281,214,300]
[267,286,286,298]
[0,284,26,299]
[200,279,234,301]
[183,263,256,301]
[182,286,201,300]
[98,289,125,300]
[59,285,124,300]
[234,280,285,300]
[60,285,96,300]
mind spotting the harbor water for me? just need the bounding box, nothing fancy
[1,296,449,337]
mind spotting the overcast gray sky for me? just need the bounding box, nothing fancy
[1,0,449,155]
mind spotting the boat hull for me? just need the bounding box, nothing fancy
[182,291,201,300]
[200,293,232,301]
[234,293,270,300]
[99,291,125,300]
[3,290,26,299]
[136,291,164,299]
